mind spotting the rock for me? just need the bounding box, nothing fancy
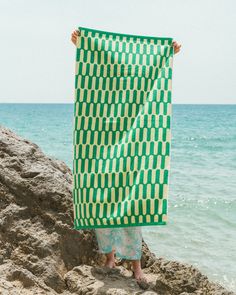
[0,125,235,295]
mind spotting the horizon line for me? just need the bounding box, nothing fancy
[0,102,235,105]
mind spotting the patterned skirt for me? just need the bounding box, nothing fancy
[95,226,142,260]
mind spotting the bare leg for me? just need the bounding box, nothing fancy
[131,260,147,282]
[105,248,115,268]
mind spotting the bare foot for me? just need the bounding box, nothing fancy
[133,271,149,290]
[131,261,149,290]
[133,269,147,281]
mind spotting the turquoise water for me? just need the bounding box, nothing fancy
[0,103,235,292]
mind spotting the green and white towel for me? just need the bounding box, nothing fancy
[72,26,174,229]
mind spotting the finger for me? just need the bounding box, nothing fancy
[74,30,80,36]
[71,34,78,40]
[72,31,78,37]
[173,42,181,48]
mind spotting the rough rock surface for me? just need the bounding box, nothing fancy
[0,125,234,295]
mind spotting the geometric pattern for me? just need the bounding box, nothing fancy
[72,26,174,229]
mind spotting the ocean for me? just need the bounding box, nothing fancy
[0,103,235,292]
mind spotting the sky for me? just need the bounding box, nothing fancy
[0,0,235,104]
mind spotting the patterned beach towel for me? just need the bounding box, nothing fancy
[72,26,174,229]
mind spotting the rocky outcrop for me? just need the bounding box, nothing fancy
[0,125,234,295]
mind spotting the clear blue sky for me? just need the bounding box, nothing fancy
[0,0,235,104]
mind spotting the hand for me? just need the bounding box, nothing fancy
[172,40,182,54]
[71,29,80,45]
